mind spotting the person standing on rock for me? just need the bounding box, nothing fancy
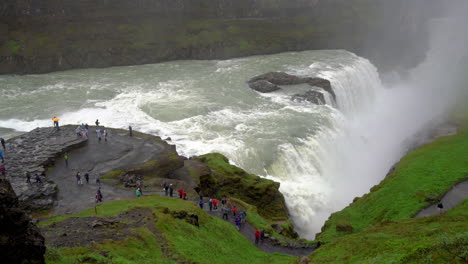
[255,229,260,245]
[84,171,90,184]
[96,188,103,203]
[95,119,100,127]
[52,116,60,129]
[76,171,82,185]
[129,125,133,137]
[0,149,4,163]
[24,171,31,184]
[96,128,102,142]
[64,152,69,168]
[103,129,108,142]
[208,199,213,212]
[0,137,5,150]
[34,173,42,184]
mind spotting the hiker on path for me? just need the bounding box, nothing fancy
[169,184,174,197]
[260,229,265,243]
[25,171,31,184]
[182,191,187,200]
[198,199,204,209]
[226,199,232,209]
[438,203,444,214]
[163,182,169,196]
[208,199,213,212]
[95,173,101,186]
[0,150,4,163]
[95,119,100,127]
[129,125,133,137]
[222,206,230,220]
[52,116,60,129]
[76,171,82,185]
[232,205,237,216]
[96,189,103,203]
[136,188,142,197]
[103,129,108,142]
[137,185,143,195]
[0,137,5,150]
[178,188,184,199]
[84,171,90,184]
[85,123,89,130]
[239,211,247,226]
[212,198,218,210]
[255,230,260,245]
[235,216,241,230]
[35,174,42,184]
[221,197,227,207]
[64,153,69,168]
[0,163,5,176]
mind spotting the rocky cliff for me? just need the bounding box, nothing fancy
[0,0,443,74]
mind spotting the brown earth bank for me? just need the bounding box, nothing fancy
[0,0,445,74]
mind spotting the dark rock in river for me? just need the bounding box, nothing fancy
[248,80,281,93]
[0,174,45,263]
[248,72,336,102]
[292,90,326,105]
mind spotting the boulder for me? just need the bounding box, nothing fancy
[292,90,326,105]
[248,72,336,101]
[248,80,281,93]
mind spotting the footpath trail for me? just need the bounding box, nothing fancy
[154,191,316,256]
[47,126,172,215]
[415,180,468,218]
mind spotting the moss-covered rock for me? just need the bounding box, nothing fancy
[195,153,289,221]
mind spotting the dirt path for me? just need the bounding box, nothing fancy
[415,180,468,218]
[47,127,173,215]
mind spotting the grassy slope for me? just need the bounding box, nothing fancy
[42,195,296,264]
[310,200,468,264]
[316,120,468,243]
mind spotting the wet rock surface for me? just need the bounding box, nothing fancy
[0,174,45,263]
[248,72,336,102]
[292,90,326,105]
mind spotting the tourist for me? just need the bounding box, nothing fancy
[137,185,143,195]
[103,129,108,142]
[178,187,184,198]
[95,173,101,186]
[64,152,69,168]
[35,174,42,184]
[96,128,102,142]
[0,163,6,176]
[222,206,230,220]
[129,125,133,137]
[163,182,169,196]
[136,188,142,197]
[76,171,82,185]
[232,205,237,216]
[235,216,241,230]
[85,123,89,130]
[212,198,218,210]
[221,196,227,207]
[95,119,100,127]
[226,199,232,209]
[52,116,60,129]
[96,188,103,203]
[260,229,265,243]
[198,199,204,209]
[0,137,5,150]
[169,184,174,197]
[437,203,444,214]
[239,211,247,225]
[182,191,187,200]
[84,171,90,184]
[0,149,4,163]
[25,171,31,184]
[208,199,213,212]
[255,230,260,245]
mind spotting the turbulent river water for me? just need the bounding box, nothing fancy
[0,43,462,238]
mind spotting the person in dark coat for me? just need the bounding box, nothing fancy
[0,137,5,150]
[169,184,174,197]
[84,171,90,184]
[198,199,204,209]
[35,174,42,184]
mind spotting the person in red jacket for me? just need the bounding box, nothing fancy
[255,229,260,245]
[178,188,184,199]
[182,191,187,200]
[212,199,218,210]
[232,205,237,216]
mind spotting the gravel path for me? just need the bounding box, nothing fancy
[415,180,468,218]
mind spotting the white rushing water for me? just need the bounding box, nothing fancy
[0,22,464,240]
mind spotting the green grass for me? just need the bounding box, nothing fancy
[316,121,468,243]
[42,195,296,264]
[310,200,468,263]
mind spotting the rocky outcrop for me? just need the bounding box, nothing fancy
[248,72,335,103]
[5,126,87,210]
[0,0,444,74]
[0,174,45,263]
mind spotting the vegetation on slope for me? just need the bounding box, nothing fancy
[310,200,468,263]
[41,195,296,264]
[316,118,468,243]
